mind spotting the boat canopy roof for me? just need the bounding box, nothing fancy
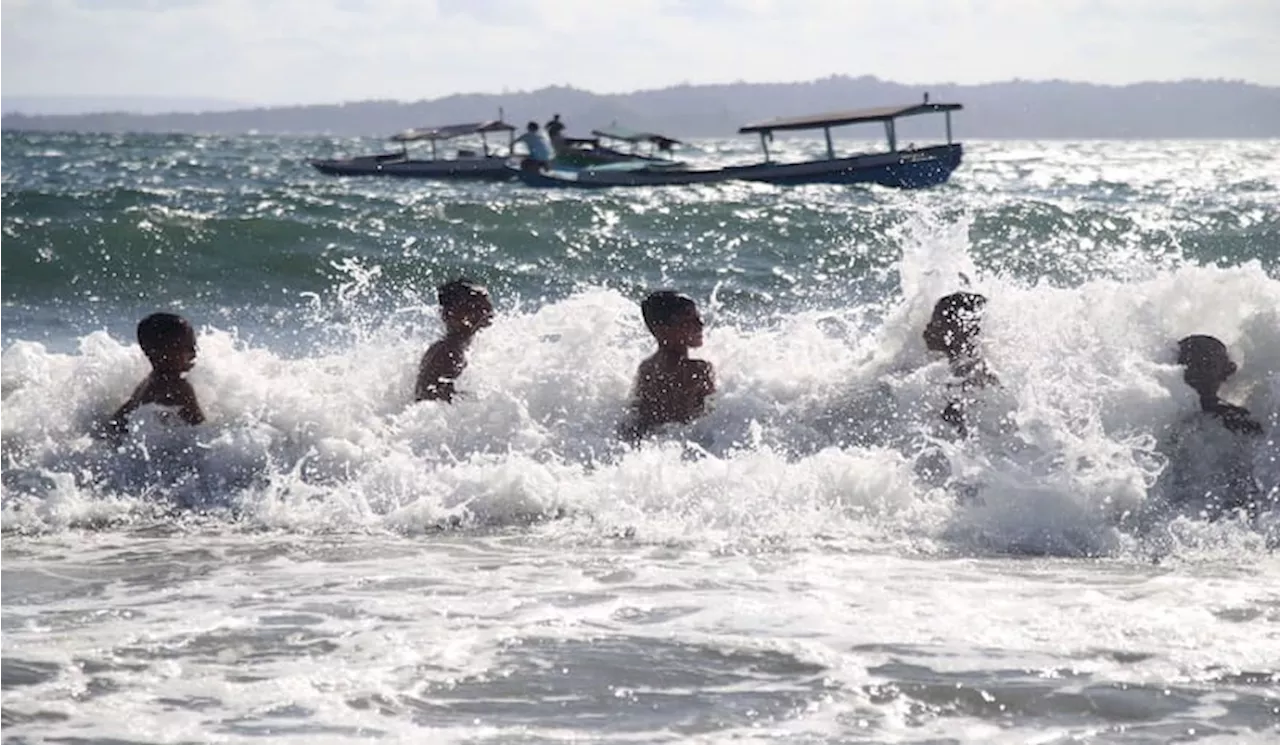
[590,127,682,148]
[391,120,515,142]
[738,102,962,134]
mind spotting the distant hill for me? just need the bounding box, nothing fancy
[1,95,252,116]
[3,76,1278,138]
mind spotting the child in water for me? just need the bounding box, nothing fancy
[1159,334,1266,518]
[1175,334,1263,436]
[105,312,205,434]
[620,291,716,441]
[415,278,494,403]
[922,291,997,438]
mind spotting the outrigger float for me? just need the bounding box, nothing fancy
[513,99,963,189]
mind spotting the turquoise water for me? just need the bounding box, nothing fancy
[2,133,1279,744]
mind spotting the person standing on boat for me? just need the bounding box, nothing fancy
[545,114,566,154]
[513,121,554,171]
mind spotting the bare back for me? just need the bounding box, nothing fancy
[416,337,467,402]
[106,372,204,435]
[624,352,715,439]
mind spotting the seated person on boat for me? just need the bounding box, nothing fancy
[513,122,554,171]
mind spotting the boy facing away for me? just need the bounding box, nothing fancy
[620,291,716,442]
[105,312,205,435]
[922,291,998,438]
[415,278,494,403]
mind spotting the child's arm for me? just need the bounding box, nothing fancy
[1212,402,1263,436]
[101,378,149,436]
[173,379,205,425]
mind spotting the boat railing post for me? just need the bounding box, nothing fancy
[885,120,898,153]
[945,111,953,144]
[760,132,771,162]
[431,139,438,160]
[482,132,490,157]
[824,127,835,160]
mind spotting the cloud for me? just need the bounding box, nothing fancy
[2,0,1277,105]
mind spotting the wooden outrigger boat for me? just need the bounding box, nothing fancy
[310,120,517,180]
[737,99,962,187]
[514,98,963,189]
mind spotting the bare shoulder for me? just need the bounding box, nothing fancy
[420,338,445,364]
[631,354,665,403]
[173,377,200,400]
[420,339,463,372]
[126,374,156,404]
[635,353,661,376]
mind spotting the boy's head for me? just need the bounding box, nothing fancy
[438,278,493,334]
[923,292,987,358]
[137,312,197,373]
[1176,334,1236,397]
[641,291,704,348]
[526,121,539,132]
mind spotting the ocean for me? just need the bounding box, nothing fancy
[2,132,1279,744]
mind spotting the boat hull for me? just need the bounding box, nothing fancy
[516,144,962,189]
[746,143,962,188]
[310,154,516,181]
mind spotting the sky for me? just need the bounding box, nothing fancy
[3,0,1278,108]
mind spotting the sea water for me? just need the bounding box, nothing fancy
[2,133,1279,743]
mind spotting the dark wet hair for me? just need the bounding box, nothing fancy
[438,278,490,308]
[1176,334,1228,367]
[526,121,539,131]
[931,292,987,327]
[641,290,697,333]
[136,312,193,353]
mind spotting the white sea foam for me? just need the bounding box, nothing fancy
[4,218,1276,559]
